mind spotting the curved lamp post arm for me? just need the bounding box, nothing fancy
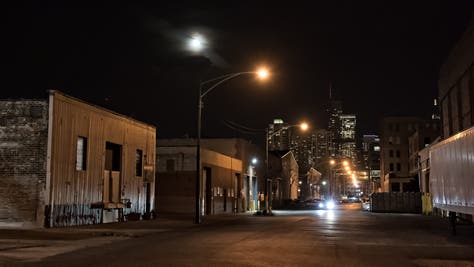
[200,72,255,98]
[267,124,299,139]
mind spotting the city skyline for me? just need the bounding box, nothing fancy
[1,4,473,145]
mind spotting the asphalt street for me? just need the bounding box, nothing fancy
[2,203,474,267]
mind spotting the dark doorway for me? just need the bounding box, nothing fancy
[105,142,121,171]
[104,142,122,203]
[235,173,240,213]
[223,189,227,212]
[145,182,151,214]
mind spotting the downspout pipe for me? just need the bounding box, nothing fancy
[46,90,55,228]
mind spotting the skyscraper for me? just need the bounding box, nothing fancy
[327,100,342,158]
[340,114,357,166]
[268,119,291,151]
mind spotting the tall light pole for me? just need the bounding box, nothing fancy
[264,122,308,215]
[196,68,269,224]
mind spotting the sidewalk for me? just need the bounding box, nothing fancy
[0,213,196,242]
[0,212,255,264]
[0,213,222,264]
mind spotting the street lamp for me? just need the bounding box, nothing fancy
[196,68,269,224]
[251,157,258,165]
[264,121,308,215]
[327,159,354,199]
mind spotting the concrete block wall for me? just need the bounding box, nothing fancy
[0,100,49,227]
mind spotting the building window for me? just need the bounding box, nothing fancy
[391,183,400,192]
[388,123,393,131]
[136,149,143,176]
[76,136,87,171]
[389,163,394,172]
[389,150,393,157]
[374,146,380,151]
[396,163,401,172]
[395,124,400,132]
[396,150,400,158]
[166,159,175,172]
[388,136,393,145]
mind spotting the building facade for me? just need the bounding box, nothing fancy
[156,146,242,215]
[438,15,474,139]
[408,119,441,178]
[156,138,265,213]
[268,119,291,151]
[0,91,156,228]
[339,114,357,167]
[269,151,299,208]
[380,117,420,192]
[362,135,381,193]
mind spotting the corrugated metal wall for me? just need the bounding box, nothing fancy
[47,92,156,227]
[430,127,474,215]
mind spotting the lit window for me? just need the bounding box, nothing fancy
[76,136,87,171]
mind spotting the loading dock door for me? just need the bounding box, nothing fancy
[104,142,121,203]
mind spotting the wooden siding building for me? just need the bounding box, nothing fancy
[0,91,156,227]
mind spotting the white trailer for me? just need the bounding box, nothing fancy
[430,126,474,233]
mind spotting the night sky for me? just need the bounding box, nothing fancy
[2,3,474,146]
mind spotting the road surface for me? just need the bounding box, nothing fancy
[3,203,474,267]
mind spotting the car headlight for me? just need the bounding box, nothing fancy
[318,202,324,208]
[326,200,335,209]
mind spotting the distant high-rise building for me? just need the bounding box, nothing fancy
[290,132,313,173]
[268,119,291,151]
[327,100,342,158]
[340,114,357,166]
[314,129,329,165]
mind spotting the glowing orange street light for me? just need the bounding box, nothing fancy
[257,68,269,79]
